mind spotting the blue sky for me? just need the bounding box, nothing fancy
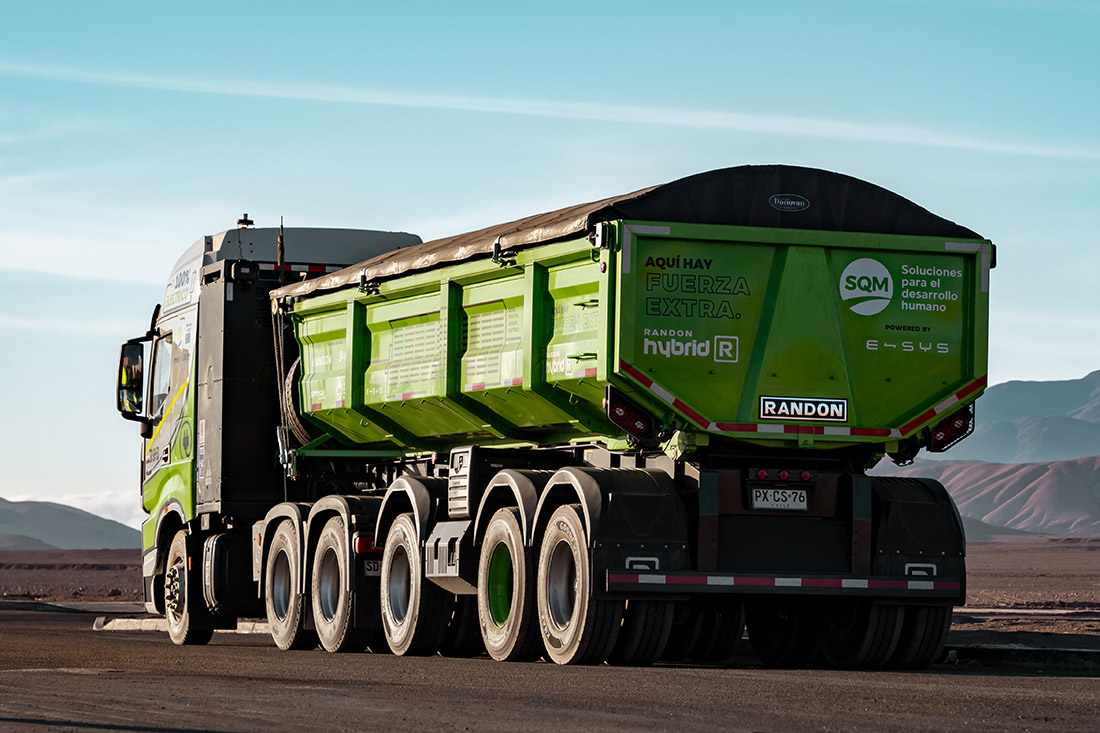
[1,0,1097,527]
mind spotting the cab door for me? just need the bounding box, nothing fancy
[142,309,197,515]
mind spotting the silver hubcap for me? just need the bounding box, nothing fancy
[546,539,577,630]
[388,545,411,623]
[318,547,340,622]
[272,549,291,621]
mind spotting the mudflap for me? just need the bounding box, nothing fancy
[869,476,966,603]
[591,481,692,599]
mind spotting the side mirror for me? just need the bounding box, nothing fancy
[117,340,150,429]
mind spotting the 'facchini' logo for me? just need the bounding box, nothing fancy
[839,258,893,316]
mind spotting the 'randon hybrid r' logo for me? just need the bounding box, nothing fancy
[839,258,893,316]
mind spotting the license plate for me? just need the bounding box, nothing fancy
[363,559,382,577]
[751,487,809,511]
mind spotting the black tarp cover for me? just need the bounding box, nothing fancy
[273,165,984,300]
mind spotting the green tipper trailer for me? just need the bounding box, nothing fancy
[116,166,992,669]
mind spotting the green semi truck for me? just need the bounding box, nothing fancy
[116,166,992,668]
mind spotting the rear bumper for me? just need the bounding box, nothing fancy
[607,571,963,602]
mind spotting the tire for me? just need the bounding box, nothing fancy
[888,605,952,669]
[688,598,745,665]
[536,504,623,665]
[607,600,674,666]
[661,602,706,662]
[745,598,816,668]
[265,520,317,651]
[311,516,368,653]
[477,508,541,662]
[379,513,448,656]
[164,531,213,646]
[440,594,483,658]
[814,599,904,669]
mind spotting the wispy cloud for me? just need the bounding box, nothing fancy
[1,60,1094,159]
[0,115,115,145]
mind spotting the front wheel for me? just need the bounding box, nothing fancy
[164,531,213,646]
[536,504,623,665]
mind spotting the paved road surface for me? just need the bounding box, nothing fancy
[1,610,1098,732]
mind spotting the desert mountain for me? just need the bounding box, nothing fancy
[878,456,1100,537]
[927,370,1100,463]
[0,497,139,550]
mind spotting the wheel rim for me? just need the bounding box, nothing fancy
[318,547,340,622]
[165,561,184,626]
[486,541,514,627]
[388,545,411,623]
[546,539,577,630]
[822,600,862,639]
[272,549,292,621]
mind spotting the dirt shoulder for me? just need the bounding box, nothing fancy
[0,549,141,603]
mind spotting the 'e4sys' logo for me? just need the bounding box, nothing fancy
[839,258,893,316]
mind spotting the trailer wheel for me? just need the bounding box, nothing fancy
[688,599,745,665]
[745,598,816,667]
[607,600,674,666]
[536,504,623,665]
[477,508,541,662]
[265,521,317,651]
[380,513,448,656]
[814,599,904,669]
[164,531,213,646]
[888,605,952,669]
[311,516,368,653]
[661,602,705,662]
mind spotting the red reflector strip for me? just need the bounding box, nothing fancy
[471,382,486,391]
[666,574,708,585]
[512,377,524,386]
[309,403,323,411]
[584,367,597,378]
[901,375,987,436]
[607,573,961,592]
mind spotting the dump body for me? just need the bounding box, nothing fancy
[285,170,990,459]
[120,166,991,669]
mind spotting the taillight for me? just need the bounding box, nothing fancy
[777,470,790,481]
[928,404,974,453]
[604,387,655,441]
[353,534,379,554]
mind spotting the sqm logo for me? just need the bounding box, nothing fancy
[839,258,893,316]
